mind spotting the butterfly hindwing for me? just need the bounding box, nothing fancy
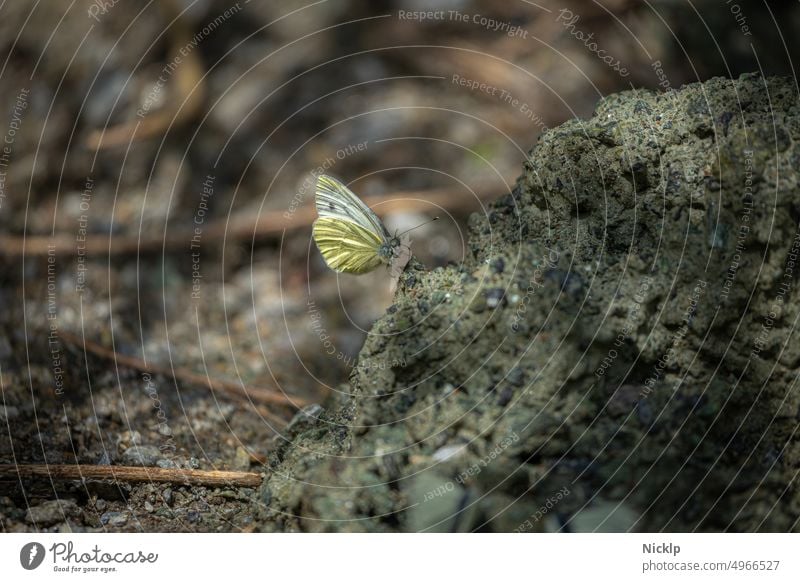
[312,217,385,274]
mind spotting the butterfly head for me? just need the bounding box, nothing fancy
[378,236,402,263]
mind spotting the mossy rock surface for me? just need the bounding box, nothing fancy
[260,74,800,532]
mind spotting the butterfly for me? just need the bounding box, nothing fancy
[311,174,407,275]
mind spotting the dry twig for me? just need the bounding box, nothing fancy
[1,464,262,488]
[58,330,311,413]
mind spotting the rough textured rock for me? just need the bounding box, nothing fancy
[260,73,800,532]
[25,499,81,527]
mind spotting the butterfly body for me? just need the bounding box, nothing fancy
[311,175,404,275]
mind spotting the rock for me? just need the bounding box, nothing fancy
[186,510,201,523]
[232,446,251,471]
[120,445,163,467]
[562,500,641,533]
[100,511,128,526]
[285,404,325,435]
[431,444,467,462]
[406,473,474,533]
[116,430,142,451]
[25,499,80,526]
[0,405,19,420]
[484,288,506,309]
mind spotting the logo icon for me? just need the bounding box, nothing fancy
[20,542,46,570]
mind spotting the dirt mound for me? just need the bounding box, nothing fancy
[260,73,800,532]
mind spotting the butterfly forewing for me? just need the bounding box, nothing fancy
[315,175,389,240]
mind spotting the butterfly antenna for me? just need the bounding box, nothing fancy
[397,216,439,237]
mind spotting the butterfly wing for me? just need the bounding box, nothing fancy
[312,217,385,274]
[315,174,389,240]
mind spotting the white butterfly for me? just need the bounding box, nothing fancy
[312,175,409,274]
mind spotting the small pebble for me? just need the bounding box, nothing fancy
[507,367,525,387]
[26,499,80,526]
[121,445,163,467]
[490,257,505,274]
[116,430,142,450]
[485,288,506,309]
[187,510,201,523]
[0,405,19,420]
[100,511,128,526]
[286,404,324,434]
[260,486,272,506]
[432,445,466,462]
[431,291,447,305]
[233,446,251,471]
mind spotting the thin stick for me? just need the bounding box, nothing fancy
[1,464,262,488]
[58,330,312,411]
[0,184,502,258]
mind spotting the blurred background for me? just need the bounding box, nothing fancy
[1,0,798,530]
